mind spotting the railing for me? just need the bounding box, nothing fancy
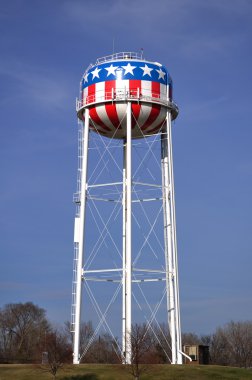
[76,88,178,116]
[77,88,167,108]
[83,52,145,75]
[95,52,144,65]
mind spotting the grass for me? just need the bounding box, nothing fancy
[0,364,251,380]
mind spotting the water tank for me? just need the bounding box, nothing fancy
[77,52,178,139]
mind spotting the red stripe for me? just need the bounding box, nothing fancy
[141,104,161,131]
[89,107,112,132]
[129,80,141,128]
[87,84,96,104]
[105,80,120,128]
[131,103,141,129]
[152,81,160,99]
[104,80,115,101]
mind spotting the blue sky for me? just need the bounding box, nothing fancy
[0,0,252,335]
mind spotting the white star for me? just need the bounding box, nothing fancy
[91,67,102,79]
[84,72,89,83]
[121,63,136,76]
[105,64,118,77]
[156,68,166,81]
[140,64,153,77]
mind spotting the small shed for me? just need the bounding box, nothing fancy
[183,345,209,365]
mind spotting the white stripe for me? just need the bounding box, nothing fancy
[115,79,129,98]
[168,84,172,100]
[144,107,166,134]
[95,81,105,103]
[115,79,129,131]
[115,103,127,127]
[141,80,152,98]
[160,83,167,100]
[136,104,152,127]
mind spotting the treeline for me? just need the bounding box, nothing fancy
[0,302,71,364]
[0,302,252,367]
[182,322,252,368]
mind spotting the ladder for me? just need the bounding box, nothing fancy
[71,124,83,333]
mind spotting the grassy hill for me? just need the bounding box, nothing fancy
[0,364,251,380]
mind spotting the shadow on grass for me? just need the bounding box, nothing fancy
[62,375,98,380]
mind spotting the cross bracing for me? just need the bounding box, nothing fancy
[71,106,182,365]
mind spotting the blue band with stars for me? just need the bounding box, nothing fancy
[82,61,172,89]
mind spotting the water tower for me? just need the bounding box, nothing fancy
[71,52,182,365]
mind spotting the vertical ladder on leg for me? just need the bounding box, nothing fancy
[71,124,83,333]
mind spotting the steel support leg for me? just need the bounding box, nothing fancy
[124,101,132,364]
[161,112,182,364]
[73,109,90,364]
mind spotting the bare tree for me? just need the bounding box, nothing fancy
[0,302,49,363]
[126,323,154,380]
[182,332,201,346]
[200,334,212,346]
[228,321,252,367]
[205,321,252,368]
[207,329,230,365]
[41,328,72,379]
[87,333,120,364]
[221,321,252,368]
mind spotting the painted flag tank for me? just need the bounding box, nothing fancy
[77,53,176,139]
